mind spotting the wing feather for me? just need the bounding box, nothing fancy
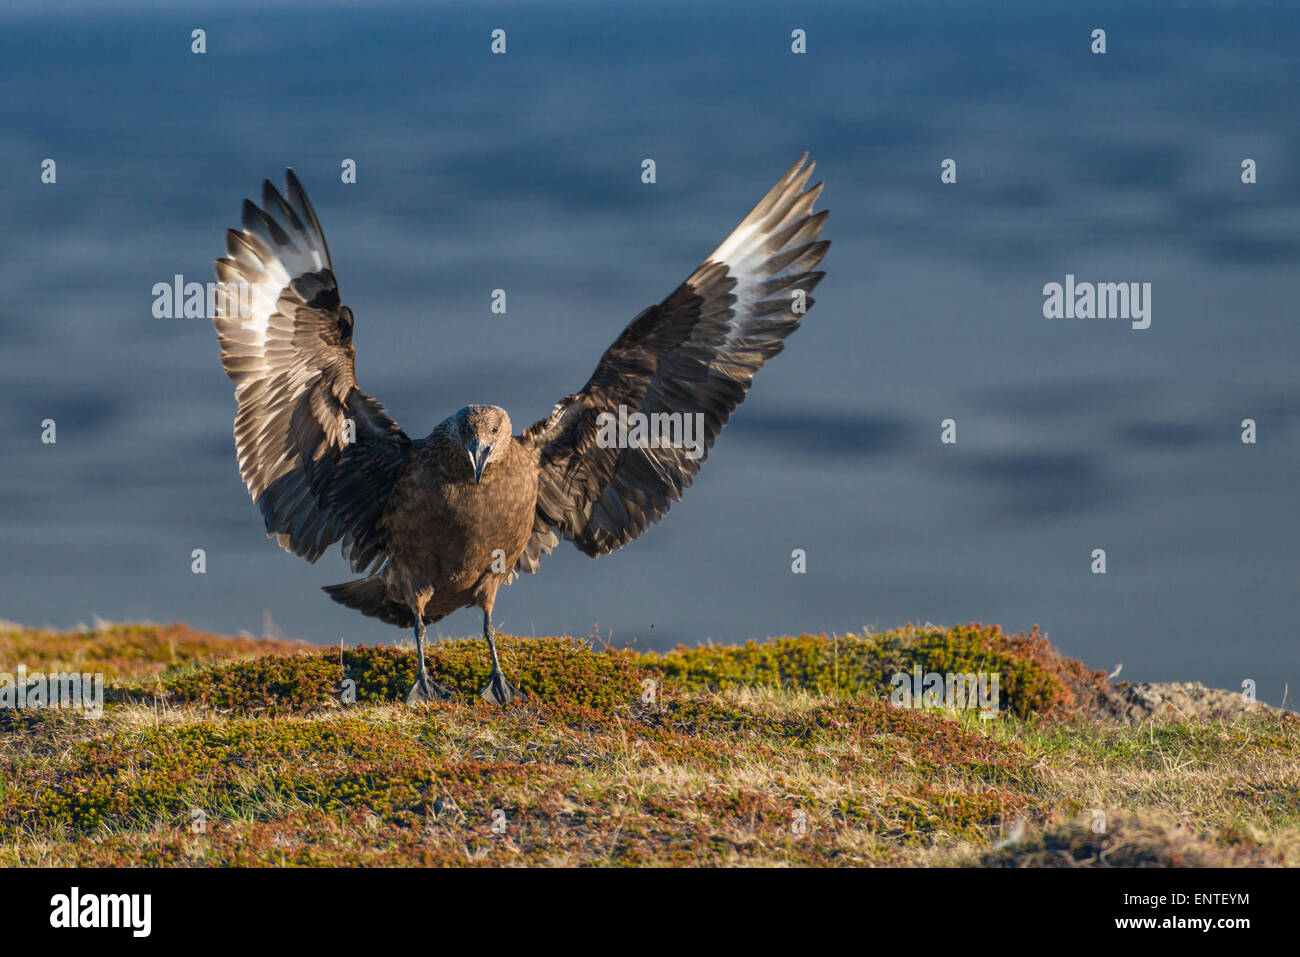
[213,169,409,573]
[516,155,830,571]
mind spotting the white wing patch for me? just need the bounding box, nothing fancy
[694,153,826,354]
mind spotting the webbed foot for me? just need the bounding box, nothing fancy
[405,672,454,704]
[479,669,521,705]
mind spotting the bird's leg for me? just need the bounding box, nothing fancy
[479,609,520,705]
[405,614,453,703]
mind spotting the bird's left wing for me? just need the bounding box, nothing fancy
[213,169,411,575]
[515,154,829,573]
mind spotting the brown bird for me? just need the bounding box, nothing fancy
[212,156,829,704]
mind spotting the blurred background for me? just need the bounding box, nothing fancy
[1,0,1297,700]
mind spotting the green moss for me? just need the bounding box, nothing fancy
[121,636,645,715]
[1,621,1293,867]
[632,623,1088,719]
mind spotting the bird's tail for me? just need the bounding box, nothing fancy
[323,577,415,628]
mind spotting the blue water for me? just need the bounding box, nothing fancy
[1,1,1297,700]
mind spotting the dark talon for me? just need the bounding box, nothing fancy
[406,672,453,704]
[478,609,522,705]
[480,669,521,705]
[402,615,453,704]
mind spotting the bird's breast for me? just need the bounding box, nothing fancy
[380,453,537,587]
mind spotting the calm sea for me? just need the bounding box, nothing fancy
[1,1,1297,698]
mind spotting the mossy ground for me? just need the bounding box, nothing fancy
[0,621,1294,866]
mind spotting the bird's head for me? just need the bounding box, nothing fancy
[452,405,511,484]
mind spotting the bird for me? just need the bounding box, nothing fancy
[212,155,830,705]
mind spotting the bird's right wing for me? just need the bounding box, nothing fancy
[516,154,829,573]
[213,169,411,574]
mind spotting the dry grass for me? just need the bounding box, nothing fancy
[0,622,1294,866]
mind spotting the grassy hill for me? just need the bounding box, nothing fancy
[0,621,1295,866]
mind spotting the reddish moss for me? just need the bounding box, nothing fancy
[0,622,308,681]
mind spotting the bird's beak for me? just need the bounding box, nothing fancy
[466,440,493,484]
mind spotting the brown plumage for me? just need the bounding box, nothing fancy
[212,156,830,703]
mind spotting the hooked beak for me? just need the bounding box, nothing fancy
[466,439,493,484]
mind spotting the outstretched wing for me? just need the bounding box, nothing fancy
[213,169,410,574]
[516,154,829,572]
